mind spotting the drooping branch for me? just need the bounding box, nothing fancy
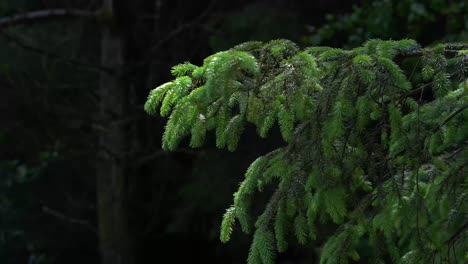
[144,39,468,263]
[0,9,96,28]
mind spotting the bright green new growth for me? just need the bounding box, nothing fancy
[145,39,468,263]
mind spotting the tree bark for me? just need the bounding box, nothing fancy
[97,0,135,263]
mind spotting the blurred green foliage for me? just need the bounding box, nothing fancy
[0,156,53,263]
[306,0,467,47]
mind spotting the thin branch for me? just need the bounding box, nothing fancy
[127,1,216,71]
[150,1,215,52]
[42,206,96,233]
[445,143,466,160]
[446,220,468,247]
[432,104,468,133]
[397,70,461,104]
[0,9,96,28]
[397,44,468,60]
[131,148,197,167]
[0,30,112,72]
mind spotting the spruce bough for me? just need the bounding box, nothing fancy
[145,39,467,263]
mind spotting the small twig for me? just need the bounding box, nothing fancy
[149,1,215,53]
[432,104,468,133]
[131,148,197,167]
[42,206,96,233]
[446,221,468,247]
[397,70,461,104]
[131,150,168,167]
[446,144,466,160]
[396,47,467,60]
[127,1,216,71]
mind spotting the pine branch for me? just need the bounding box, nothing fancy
[146,39,468,263]
[0,9,96,28]
[396,44,468,60]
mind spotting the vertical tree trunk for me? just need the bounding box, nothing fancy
[96,0,135,263]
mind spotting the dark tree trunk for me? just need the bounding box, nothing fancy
[96,0,135,263]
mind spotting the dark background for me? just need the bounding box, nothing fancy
[0,0,466,263]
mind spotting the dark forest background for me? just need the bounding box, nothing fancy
[0,0,466,263]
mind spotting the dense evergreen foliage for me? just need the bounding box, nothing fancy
[146,39,467,263]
